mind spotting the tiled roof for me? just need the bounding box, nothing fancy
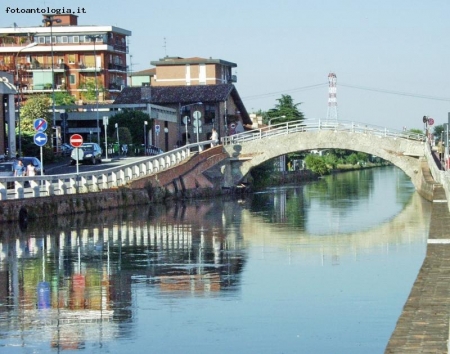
[115,84,235,104]
[114,84,251,124]
[129,68,156,77]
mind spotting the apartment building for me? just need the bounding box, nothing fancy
[130,56,237,87]
[0,14,131,102]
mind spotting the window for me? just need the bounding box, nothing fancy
[68,36,79,43]
[204,104,216,125]
[38,37,45,44]
[69,74,76,85]
[61,36,68,43]
[84,55,95,67]
[68,54,76,64]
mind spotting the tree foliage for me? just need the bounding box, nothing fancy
[304,154,330,175]
[433,124,445,141]
[265,94,304,125]
[107,110,151,144]
[80,78,104,101]
[54,91,76,105]
[20,95,51,135]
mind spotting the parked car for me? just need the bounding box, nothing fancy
[0,161,15,188]
[61,143,73,156]
[71,143,102,165]
[22,157,44,175]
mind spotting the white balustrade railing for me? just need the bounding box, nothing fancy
[221,119,425,145]
[0,141,212,201]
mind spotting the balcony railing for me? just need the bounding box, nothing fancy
[108,63,128,72]
[28,63,66,70]
[108,83,122,90]
[107,41,128,53]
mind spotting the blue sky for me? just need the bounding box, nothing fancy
[4,0,450,130]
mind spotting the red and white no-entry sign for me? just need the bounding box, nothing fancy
[70,134,83,147]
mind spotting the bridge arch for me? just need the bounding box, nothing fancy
[221,121,427,195]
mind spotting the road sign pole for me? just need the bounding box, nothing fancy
[76,148,79,176]
[40,146,44,176]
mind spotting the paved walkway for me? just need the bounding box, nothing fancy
[385,185,450,353]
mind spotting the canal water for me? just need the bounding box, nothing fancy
[0,166,431,353]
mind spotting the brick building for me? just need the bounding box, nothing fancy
[0,14,131,102]
[114,84,251,150]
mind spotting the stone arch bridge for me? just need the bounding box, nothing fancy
[217,119,433,200]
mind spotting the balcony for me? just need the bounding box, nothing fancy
[107,41,128,53]
[108,83,122,91]
[76,62,102,72]
[28,63,66,72]
[108,63,128,72]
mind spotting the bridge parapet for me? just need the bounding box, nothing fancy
[222,119,425,146]
[0,141,213,201]
[220,119,428,194]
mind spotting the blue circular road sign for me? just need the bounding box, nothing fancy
[33,118,48,131]
[34,132,48,146]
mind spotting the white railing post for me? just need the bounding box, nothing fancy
[0,182,7,200]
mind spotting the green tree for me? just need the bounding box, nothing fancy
[108,110,151,145]
[80,78,104,101]
[433,124,445,141]
[265,94,304,125]
[304,154,329,175]
[20,95,51,135]
[54,91,76,105]
[117,127,132,144]
[347,153,360,165]
[18,95,57,158]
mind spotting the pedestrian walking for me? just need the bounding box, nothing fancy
[14,160,25,176]
[26,163,36,176]
[210,128,219,147]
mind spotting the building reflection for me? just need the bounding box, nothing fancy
[0,200,247,349]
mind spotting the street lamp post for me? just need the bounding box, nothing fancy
[86,35,102,145]
[164,126,169,151]
[180,102,202,145]
[103,116,109,160]
[268,115,286,126]
[144,121,148,155]
[15,42,37,157]
[43,15,61,151]
[115,123,120,158]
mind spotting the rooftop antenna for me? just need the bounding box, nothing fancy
[163,37,167,57]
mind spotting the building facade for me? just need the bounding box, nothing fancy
[0,14,131,103]
[130,57,237,87]
[114,84,252,151]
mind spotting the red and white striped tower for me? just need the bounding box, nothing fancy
[326,72,338,121]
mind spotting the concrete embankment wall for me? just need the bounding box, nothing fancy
[0,188,151,224]
[0,146,229,223]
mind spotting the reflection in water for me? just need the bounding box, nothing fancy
[0,167,432,353]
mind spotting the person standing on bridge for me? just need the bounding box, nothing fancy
[438,140,444,164]
[210,128,219,147]
[14,160,25,177]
